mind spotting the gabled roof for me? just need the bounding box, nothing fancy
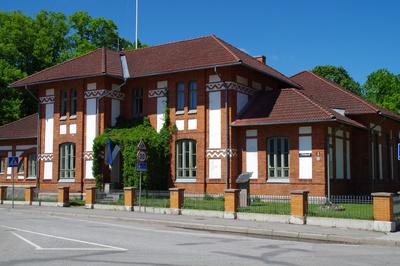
[291,71,400,121]
[10,35,299,89]
[10,48,123,87]
[0,113,38,140]
[231,89,365,128]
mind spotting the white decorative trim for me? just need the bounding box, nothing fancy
[206,81,259,95]
[83,152,94,160]
[149,89,167,98]
[206,149,237,158]
[84,90,125,100]
[38,153,53,161]
[39,96,55,104]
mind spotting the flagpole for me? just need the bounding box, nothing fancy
[135,0,138,49]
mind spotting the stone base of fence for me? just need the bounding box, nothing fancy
[85,187,96,209]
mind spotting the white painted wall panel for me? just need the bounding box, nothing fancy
[44,161,52,180]
[111,99,120,127]
[85,160,94,179]
[209,158,221,179]
[86,98,96,152]
[246,138,258,179]
[45,103,54,154]
[209,91,221,149]
[157,97,167,132]
[299,136,312,179]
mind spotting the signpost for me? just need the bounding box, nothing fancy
[136,139,147,211]
[8,156,18,208]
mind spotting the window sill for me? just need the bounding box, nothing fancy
[69,115,77,120]
[175,178,196,183]
[175,110,184,115]
[26,177,36,180]
[188,110,197,114]
[59,116,67,121]
[266,178,290,183]
[59,179,75,183]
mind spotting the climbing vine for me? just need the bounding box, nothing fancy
[92,91,174,190]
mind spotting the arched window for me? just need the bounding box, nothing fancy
[267,137,290,180]
[60,143,75,180]
[28,153,37,178]
[176,139,196,180]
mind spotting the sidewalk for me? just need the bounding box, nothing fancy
[3,203,400,247]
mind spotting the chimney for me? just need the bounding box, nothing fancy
[254,55,266,64]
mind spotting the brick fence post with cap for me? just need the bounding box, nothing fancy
[224,189,241,219]
[290,190,309,225]
[169,188,185,215]
[0,186,7,204]
[85,187,96,209]
[25,186,36,205]
[371,192,396,232]
[57,186,70,207]
[124,187,136,211]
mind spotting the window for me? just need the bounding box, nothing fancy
[176,140,196,180]
[18,158,24,174]
[133,88,143,117]
[267,137,289,180]
[60,90,67,118]
[28,153,37,178]
[189,81,197,110]
[0,156,5,173]
[176,82,184,112]
[70,89,77,117]
[60,143,75,179]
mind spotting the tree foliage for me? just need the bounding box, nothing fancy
[363,69,400,114]
[312,65,362,96]
[0,10,137,126]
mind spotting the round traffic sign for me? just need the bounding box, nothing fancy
[137,150,147,162]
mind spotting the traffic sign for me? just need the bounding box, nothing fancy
[136,162,147,171]
[137,150,147,162]
[8,157,18,168]
[138,139,147,150]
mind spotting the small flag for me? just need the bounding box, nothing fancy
[107,138,120,170]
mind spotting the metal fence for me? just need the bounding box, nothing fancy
[307,195,373,220]
[237,194,291,215]
[182,193,225,211]
[135,190,170,208]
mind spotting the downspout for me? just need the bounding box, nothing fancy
[326,123,344,201]
[24,85,40,194]
[214,67,231,189]
[96,53,129,137]
[369,114,386,193]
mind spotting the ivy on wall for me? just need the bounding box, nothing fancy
[92,103,173,190]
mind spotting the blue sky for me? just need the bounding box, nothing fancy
[2,0,399,85]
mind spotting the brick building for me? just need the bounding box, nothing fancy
[2,35,400,196]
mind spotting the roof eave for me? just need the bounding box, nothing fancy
[231,118,367,129]
[128,62,242,79]
[8,73,123,88]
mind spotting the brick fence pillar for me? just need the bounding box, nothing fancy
[85,187,96,209]
[124,187,136,212]
[224,189,241,219]
[169,188,185,215]
[57,186,70,207]
[0,186,7,204]
[372,192,396,232]
[25,186,36,205]
[290,190,309,225]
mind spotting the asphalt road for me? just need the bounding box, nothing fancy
[1,208,400,266]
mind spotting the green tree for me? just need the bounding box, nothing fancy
[67,11,133,58]
[0,10,137,126]
[363,69,400,114]
[312,65,362,96]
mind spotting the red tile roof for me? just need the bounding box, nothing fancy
[0,113,38,140]
[10,35,299,89]
[10,48,123,87]
[291,71,400,121]
[231,89,365,128]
